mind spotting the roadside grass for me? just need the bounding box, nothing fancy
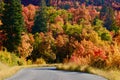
[0,65,22,80]
[0,63,61,80]
[1,62,120,80]
[56,64,120,80]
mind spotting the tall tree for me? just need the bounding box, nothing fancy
[46,0,51,6]
[32,0,48,34]
[0,0,4,19]
[40,0,46,7]
[100,5,108,19]
[101,5,119,33]
[93,0,104,6]
[1,0,24,52]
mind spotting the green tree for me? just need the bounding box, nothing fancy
[30,33,56,63]
[40,0,46,8]
[46,0,51,6]
[1,0,24,52]
[104,6,119,33]
[100,5,108,19]
[93,17,112,41]
[93,0,104,6]
[100,5,119,34]
[93,17,103,27]
[101,32,112,41]
[32,0,48,34]
[0,0,4,14]
[63,23,82,37]
[0,0,4,19]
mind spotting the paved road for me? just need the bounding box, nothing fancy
[6,67,107,80]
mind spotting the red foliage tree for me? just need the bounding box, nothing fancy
[68,4,99,24]
[115,11,120,27]
[0,31,6,50]
[22,4,39,32]
[69,40,107,65]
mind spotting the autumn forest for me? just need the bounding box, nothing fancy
[0,0,120,69]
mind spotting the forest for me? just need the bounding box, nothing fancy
[0,0,120,69]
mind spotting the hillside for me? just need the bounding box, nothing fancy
[0,0,120,69]
[21,0,120,7]
[1,1,120,80]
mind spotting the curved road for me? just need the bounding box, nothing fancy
[6,67,107,80]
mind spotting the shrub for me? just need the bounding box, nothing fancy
[34,58,46,64]
[27,59,32,65]
[68,38,120,69]
[69,40,107,67]
[104,43,120,69]
[0,50,26,66]
[101,32,112,41]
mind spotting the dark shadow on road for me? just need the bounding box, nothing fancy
[31,67,94,75]
[31,67,56,70]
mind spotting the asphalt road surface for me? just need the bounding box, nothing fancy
[6,67,107,80]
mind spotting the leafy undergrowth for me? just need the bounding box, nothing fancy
[0,50,61,80]
[0,50,26,66]
[56,64,120,80]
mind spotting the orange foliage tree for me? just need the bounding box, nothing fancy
[68,4,99,24]
[69,40,107,66]
[22,4,38,32]
[18,33,33,59]
[115,11,120,27]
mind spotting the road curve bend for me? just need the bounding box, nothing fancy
[6,67,107,80]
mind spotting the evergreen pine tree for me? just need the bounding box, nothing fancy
[0,0,4,19]
[100,5,108,19]
[1,0,24,52]
[46,0,51,6]
[32,0,48,34]
[100,5,119,34]
[40,0,46,7]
